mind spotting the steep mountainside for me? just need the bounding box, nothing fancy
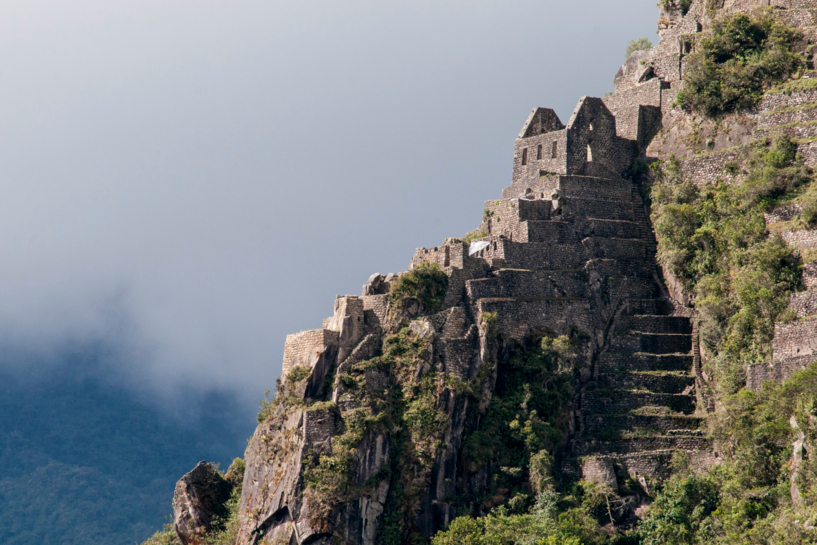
[144,1,817,544]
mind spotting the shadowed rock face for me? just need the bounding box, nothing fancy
[173,461,233,545]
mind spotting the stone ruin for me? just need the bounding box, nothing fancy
[204,1,817,543]
[232,93,712,545]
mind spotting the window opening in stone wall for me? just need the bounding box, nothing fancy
[696,22,702,33]
[589,122,594,131]
[521,148,528,165]
[443,246,450,267]
[551,141,558,158]
[587,145,593,162]
[537,144,542,160]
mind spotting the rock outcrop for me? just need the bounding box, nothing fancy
[173,461,233,545]
[164,1,817,543]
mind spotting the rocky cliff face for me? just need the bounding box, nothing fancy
[159,1,817,544]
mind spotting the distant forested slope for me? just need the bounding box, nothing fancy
[0,356,254,545]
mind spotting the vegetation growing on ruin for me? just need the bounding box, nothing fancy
[432,486,618,545]
[677,13,804,117]
[658,0,692,15]
[626,37,653,59]
[389,261,449,315]
[649,136,805,394]
[256,365,312,423]
[426,332,604,543]
[430,364,817,544]
[633,365,817,544]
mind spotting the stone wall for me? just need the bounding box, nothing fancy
[564,97,637,179]
[756,86,817,113]
[746,355,817,390]
[603,79,664,140]
[362,295,389,327]
[409,240,469,270]
[790,290,817,317]
[501,174,559,200]
[765,204,803,224]
[282,328,340,377]
[780,229,817,249]
[773,317,817,359]
[303,409,337,444]
[677,148,743,187]
[757,105,817,128]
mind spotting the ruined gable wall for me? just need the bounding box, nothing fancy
[512,129,569,183]
[603,79,664,140]
[565,98,636,177]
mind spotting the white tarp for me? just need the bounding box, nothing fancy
[469,240,490,256]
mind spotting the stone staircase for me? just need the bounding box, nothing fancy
[562,299,709,487]
[457,172,710,486]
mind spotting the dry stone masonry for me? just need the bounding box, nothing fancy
[169,1,817,543]
[231,87,713,543]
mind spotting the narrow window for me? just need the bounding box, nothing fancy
[521,148,528,166]
[696,22,702,33]
[587,145,593,162]
[589,122,594,131]
[536,144,542,160]
[551,141,558,158]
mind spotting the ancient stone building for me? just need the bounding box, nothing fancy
[174,1,817,544]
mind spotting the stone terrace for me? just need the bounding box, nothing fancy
[412,98,709,487]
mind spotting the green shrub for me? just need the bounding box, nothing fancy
[677,13,804,116]
[141,524,182,545]
[658,0,692,15]
[649,139,804,393]
[631,366,817,543]
[389,261,449,314]
[802,201,817,227]
[634,475,719,545]
[626,37,653,59]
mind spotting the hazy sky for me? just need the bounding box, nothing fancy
[0,0,659,405]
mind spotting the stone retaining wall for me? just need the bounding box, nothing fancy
[773,317,817,359]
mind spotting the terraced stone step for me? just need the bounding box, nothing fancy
[597,352,693,372]
[525,218,640,243]
[582,389,696,415]
[594,371,694,394]
[561,197,635,222]
[583,413,703,435]
[467,269,589,300]
[560,449,714,482]
[609,332,692,354]
[585,260,657,280]
[616,315,692,335]
[570,435,711,457]
[492,238,647,270]
[756,122,817,140]
[557,176,634,203]
[620,298,674,316]
[467,268,657,302]
[757,101,817,128]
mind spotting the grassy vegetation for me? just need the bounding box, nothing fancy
[658,0,692,15]
[649,136,806,394]
[626,37,653,59]
[677,13,804,117]
[634,365,817,543]
[432,487,618,545]
[389,261,449,317]
[256,365,312,423]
